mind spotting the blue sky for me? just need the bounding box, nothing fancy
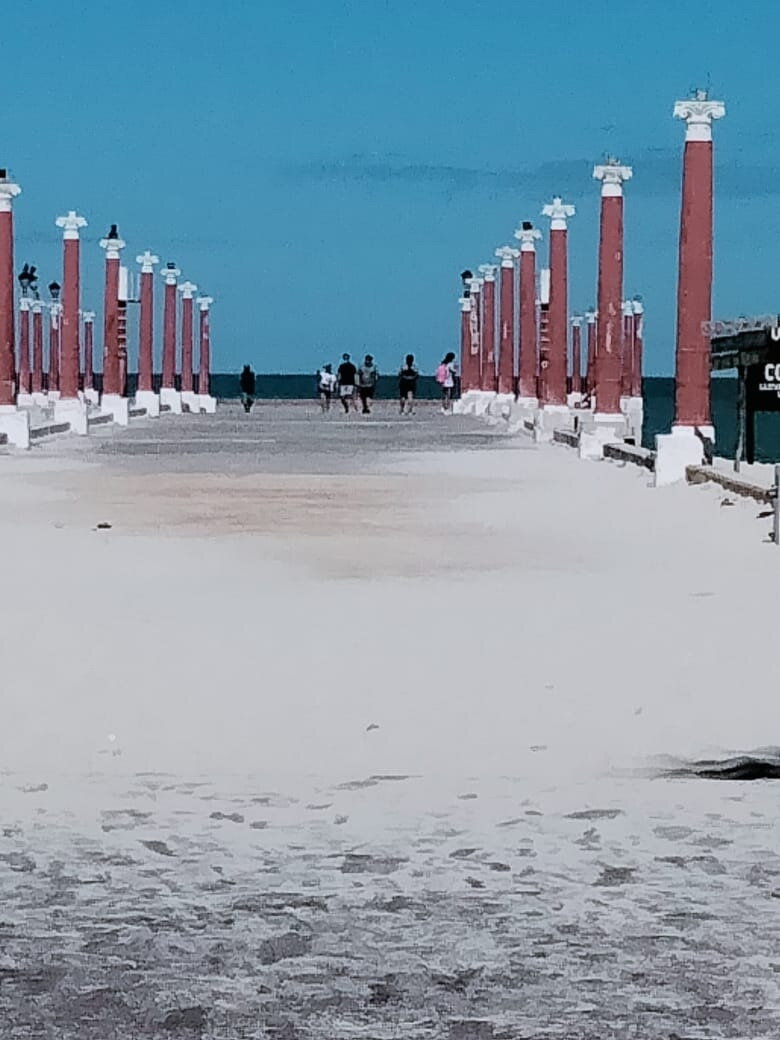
[2,0,780,375]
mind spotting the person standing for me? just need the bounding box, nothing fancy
[337,353,358,414]
[357,354,379,415]
[317,363,337,412]
[239,364,256,413]
[398,354,419,415]
[436,352,457,413]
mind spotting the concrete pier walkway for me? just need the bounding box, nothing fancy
[0,401,778,1037]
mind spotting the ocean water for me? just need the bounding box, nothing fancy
[206,374,780,462]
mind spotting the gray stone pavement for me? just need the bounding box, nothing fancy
[87,400,522,474]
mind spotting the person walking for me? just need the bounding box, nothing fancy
[357,354,378,415]
[398,354,419,415]
[337,353,358,414]
[435,352,457,413]
[239,364,256,413]
[317,363,337,412]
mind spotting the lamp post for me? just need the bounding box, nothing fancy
[47,281,61,398]
[82,310,97,403]
[17,265,32,402]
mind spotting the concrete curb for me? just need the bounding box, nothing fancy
[686,465,773,504]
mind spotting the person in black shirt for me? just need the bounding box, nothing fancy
[239,364,256,413]
[398,354,419,415]
[337,353,358,414]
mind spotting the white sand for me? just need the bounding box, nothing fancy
[1,403,777,783]
[2,405,779,1036]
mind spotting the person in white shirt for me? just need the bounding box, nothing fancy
[317,363,337,412]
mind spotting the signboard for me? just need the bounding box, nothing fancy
[747,358,780,412]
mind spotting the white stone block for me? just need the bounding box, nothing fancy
[16,393,35,409]
[101,393,130,427]
[654,425,714,487]
[31,391,49,408]
[0,406,30,449]
[198,394,217,414]
[579,425,620,460]
[134,390,160,418]
[160,387,182,414]
[83,388,100,406]
[54,397,89,436]
[181,390,201,414]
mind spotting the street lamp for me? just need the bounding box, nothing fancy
[48,281,61,302]
[18,263,36,297]
[460,269,473,298]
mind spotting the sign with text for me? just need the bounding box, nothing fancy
[747,358,780,411]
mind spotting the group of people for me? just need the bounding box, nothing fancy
[239,352,461,416]
[318,353,380,415]
[317,352,459,415]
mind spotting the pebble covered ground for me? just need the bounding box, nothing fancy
[0,767,777,1039]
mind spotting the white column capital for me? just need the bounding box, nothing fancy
[495,245,519,268]
[571,314,584,328]
[585,309,597,324]
[30,298,43,313]
[674,90,725,142]
[622,300,634,318]
[82,310,96,323]
[459,296,472,312]
[593,160,632,197]
[196,295,213,312]
[477,263,497,282]
[136,250,160,273]
[467,277,483,295]
[161,264,181,286]
[19,297,31,312]
[56,210,88,239]
[632,298,644,316]
[178,280,198,299]
[0,173,21,212]
[514,224,542,251]
[542,197,575,230]
[99,234,126,259]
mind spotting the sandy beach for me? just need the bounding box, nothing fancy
[1,403,779,1037]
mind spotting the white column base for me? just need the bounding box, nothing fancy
[623,396,644,440]
[101,393,129,427]
[160,387,182,414]
[31,391,49,408]
[579,424,621,460]
[454,389,489,416]
[654,425,713,487]
[16,393,35,409]
[134,390,160,418]
[83,388,100,406]
[198,394,217,414]
[0,406,31,449]
[567,391,585,407]
[532,404,570,443]
[54,397,89,436]
[181,390,201,413]
[485,392,515,421]
[47,390,61,403]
